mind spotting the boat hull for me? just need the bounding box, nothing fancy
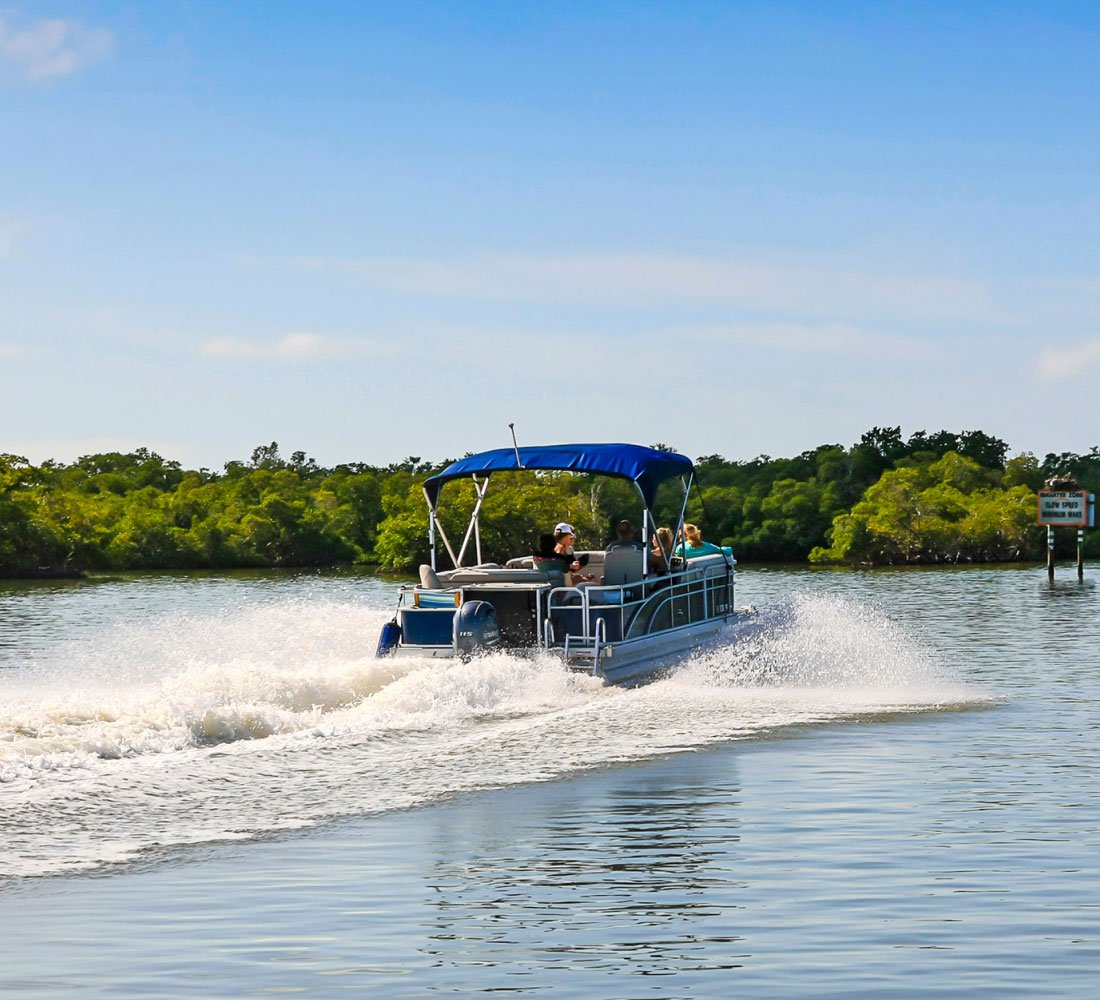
[390,613,739,685]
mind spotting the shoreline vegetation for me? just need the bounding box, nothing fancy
[2,430,1098,579]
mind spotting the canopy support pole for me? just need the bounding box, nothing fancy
[634,484,650,575]
[673,473,693,552]
[435,518,460,569]
[456,475,490,567]
[424,485,461,569]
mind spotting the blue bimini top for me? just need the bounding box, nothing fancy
[422,443,693,510]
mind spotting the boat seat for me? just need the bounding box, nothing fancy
[602,547,646,604]
[419,564,444,588]
[580,551,605,577]
[439,567,553,585]
[507,551,605,575]
[679,552,734,578]
[602,547,645,587]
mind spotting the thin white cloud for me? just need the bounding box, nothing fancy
[199,332,398,360]
[675,320,930,361]
[1038,339,1100,381]
[297,252,1003,324]
[351,318,929,391]
[0,343,24,358]
[0,15,113,82]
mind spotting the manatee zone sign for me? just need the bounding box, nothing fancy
[1037,490,1093,527]
[1038,489,1095,581]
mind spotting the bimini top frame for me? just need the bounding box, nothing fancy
[420,443,696,572]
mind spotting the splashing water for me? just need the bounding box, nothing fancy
[677,592,974,699]
[0,587,989,877]
[1,601,412,776]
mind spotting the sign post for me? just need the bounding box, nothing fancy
[1088,494,1098,581]
[1037,478,1094,582]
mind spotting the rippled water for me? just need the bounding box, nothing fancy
[1,564,1098,996]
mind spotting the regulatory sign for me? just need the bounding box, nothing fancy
[1037,490,1091,527]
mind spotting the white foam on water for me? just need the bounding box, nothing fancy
[0,589,991,878]
[0,600,415,778]
[671,592,986,706]
[617,592,997,759]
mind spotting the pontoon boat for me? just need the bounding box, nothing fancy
[374,443,741,684]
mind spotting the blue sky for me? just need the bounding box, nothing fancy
[2,1,1099,469]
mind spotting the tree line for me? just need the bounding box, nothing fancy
[2,430,1098,577]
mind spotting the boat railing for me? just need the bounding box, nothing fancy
[629,563,732,637]
[542,559,733,651]
[591,615,607,672]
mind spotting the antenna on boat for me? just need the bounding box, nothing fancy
[508,422,524,468]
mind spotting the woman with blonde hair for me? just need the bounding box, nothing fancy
[675,522,723,559]
[649,526,675,574]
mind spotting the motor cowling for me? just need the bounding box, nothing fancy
[452,600,501,657]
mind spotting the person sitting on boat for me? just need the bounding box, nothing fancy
[649,526,675,574]
[532,533,567,581]
[674,523,724,559]
[553,522,594,585]
[606,519,643,553]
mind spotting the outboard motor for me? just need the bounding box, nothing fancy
[452,600,501,658]
[375,619,401,658]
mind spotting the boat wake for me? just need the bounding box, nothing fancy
[0,591,990,878]
[683,593,974,699]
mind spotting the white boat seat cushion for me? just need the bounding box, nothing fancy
[507,551,605,574]
[439,567,552,585]
[419,564,444,588]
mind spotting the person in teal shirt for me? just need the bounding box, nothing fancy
[675,523,724,559]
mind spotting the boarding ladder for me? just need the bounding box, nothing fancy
[562,617,607,675]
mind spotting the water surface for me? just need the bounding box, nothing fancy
[1,564,1097,996]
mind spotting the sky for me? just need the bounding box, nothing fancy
[2,1,1099,470]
